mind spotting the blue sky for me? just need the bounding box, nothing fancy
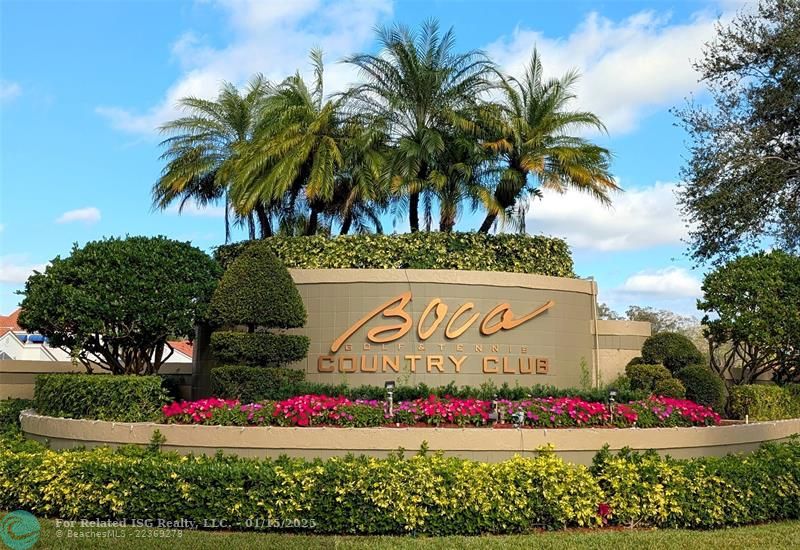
[0,0,749,316]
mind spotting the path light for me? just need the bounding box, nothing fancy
[609,390,617,424]
[512,409,525,429]
[385,380,395,419]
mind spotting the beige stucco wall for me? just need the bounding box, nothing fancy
[0,360,192,400]
[284,269,649,389]
[287,269,600,388]
[20,410,800,466]
[594,320,651,383]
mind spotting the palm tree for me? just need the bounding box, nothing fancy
[478,51,619,233]
[232,50,350,236]
[153,75,275,241]
[345,19,496,232]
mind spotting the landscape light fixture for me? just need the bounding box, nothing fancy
[608,390,617,424]
[385,380,395,418]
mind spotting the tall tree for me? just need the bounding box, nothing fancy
[153,75,273,240]
[677,0,800,263]
[233,50,354,236]
[345,19,496,232]
[479,51,618,233]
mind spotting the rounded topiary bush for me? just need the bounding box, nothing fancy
[653,377,686,399]
[625,363,673,393]
[641,332,704,374]
[211,241,306,329]
[676,365,726,411]
[210,332,309,366]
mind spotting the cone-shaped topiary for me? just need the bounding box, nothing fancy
[210,241,309,367]
[211,241,307,330]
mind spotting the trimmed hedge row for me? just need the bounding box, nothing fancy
[210,367,648,403]
[729,384,800,421]
[214,233,575,277]
[33,374,169,422]
[1,435,798,533]
[210,332,310,366]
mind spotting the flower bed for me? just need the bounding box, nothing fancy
[161,395,721,428]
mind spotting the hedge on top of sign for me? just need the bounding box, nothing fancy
[213,233,575,277]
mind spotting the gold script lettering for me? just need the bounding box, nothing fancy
[480,300,555,336]
[331,291,412,352]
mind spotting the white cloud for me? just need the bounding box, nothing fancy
[97,0,393,135]
[526,182,689,251]
[0,256,47,284]
[618,266,702,298]
[55,207,101,224]
[485,9,729,133]
[167,199,225,218]
[0,80,22,102]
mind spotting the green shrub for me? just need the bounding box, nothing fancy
[211,242,306,329]
[1,434,799,533]
[676,365,727,411]
[641,332,704,373]
[653,378,686,399]
[210,332,309,366]
[729,385,800,421]
[211,366,305,402]
[625,363,673,393]
[214,233,574,277]
[0,399,32,432]
[590,441,800,528]
[18,236,220,375]
[33,374,168,422]
[211,378,646,403]
[626,356,645,367]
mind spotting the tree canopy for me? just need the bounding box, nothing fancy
[698,250,800,384]
[153,20,616,239]
[18,236,221,375]
[677,0,800,263]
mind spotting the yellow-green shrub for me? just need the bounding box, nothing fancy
[729,384,800,420]
[2,435,799,534]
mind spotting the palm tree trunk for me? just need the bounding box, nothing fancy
[254,204,271,239]
[340,212,353,235]
[478,212,496,234]
[306,205,320,235]
[409,192,420,232]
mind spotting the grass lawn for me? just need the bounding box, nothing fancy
[27,519,800,549]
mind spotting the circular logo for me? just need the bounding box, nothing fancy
[0,511,40,550]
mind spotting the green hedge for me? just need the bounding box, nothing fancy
[729,385,800,421]
[0,399,32,432]
[1,435,798,533]
[211,374,647,404]
[33,374,169,422]
[641,332,704,374]
[677,365,726,412]
[214,233,575,277]
[625,363,685,397]
[211,366,305,402]
[210,331,310,366]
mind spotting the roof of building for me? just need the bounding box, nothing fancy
[168,340,193,358]
[0,308,21,331]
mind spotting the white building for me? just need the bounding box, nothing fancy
[0,308,193,363]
